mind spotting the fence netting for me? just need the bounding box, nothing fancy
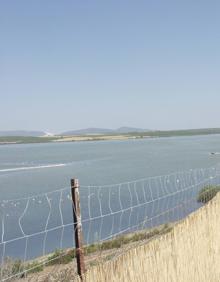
[0,165,220,281]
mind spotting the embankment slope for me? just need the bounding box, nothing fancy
[78,194,220,282]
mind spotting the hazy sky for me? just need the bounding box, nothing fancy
[1,0,219,133]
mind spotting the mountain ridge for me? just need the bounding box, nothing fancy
[60,127,150,136]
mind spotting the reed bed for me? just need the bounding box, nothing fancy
[77,193,220,282]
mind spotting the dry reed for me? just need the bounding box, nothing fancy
[77,193,220,282]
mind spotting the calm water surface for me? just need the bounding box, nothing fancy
[0,135,220,200]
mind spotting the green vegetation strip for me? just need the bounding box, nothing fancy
[0,136,60,144]
[197,185,220,204]
[1,224,172,278]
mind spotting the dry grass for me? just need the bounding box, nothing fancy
[76,193,220,282]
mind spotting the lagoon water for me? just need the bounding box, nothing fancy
[1,135,220,200]
[0,134,220,260]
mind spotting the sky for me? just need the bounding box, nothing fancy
[0,0,220,133]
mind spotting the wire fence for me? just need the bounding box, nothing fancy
[1,165,220,281]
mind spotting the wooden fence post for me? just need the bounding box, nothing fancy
[71,178,86,279]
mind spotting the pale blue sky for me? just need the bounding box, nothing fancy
[0,0,219,133]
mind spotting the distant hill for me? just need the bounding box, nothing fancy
[116,127,150,133]
[60,127,150,136]
[0,131,47,137]
[61,128,113,136]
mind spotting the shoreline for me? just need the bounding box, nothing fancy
[0,130,220,145]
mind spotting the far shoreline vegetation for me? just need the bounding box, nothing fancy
[1,128,220,145]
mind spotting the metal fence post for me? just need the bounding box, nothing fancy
[71,178,86,279]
